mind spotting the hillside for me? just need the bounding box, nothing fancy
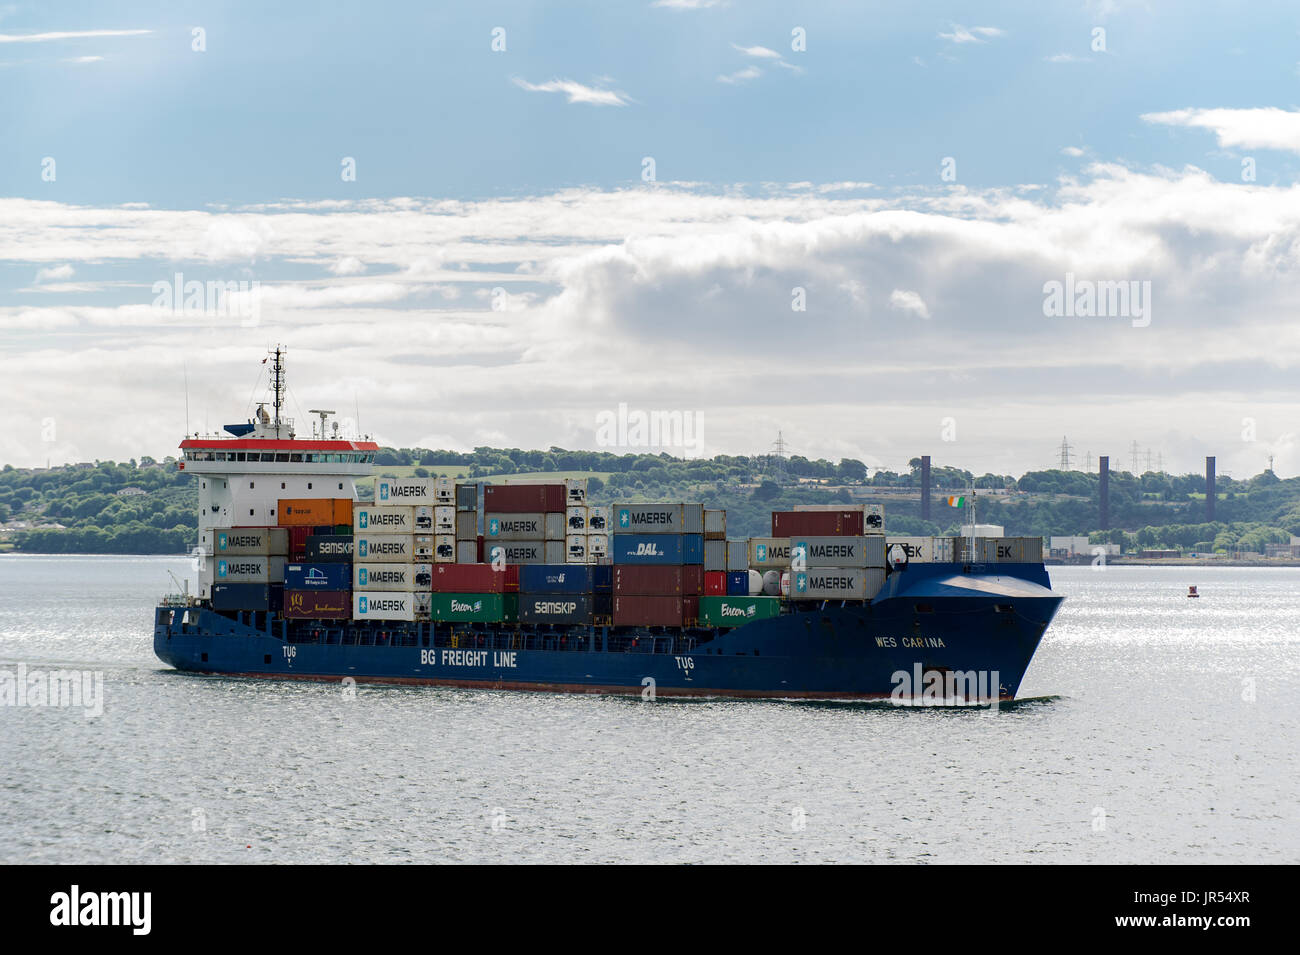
[3,450,1298,555]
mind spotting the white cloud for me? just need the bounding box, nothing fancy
[329,256,366,276]
[1142,107,1300,154]
[64,55,103,63]
[889,289,931,319]
[731,43,780,59]
[1061,146,1085,157]
[938,24,1005,44]
[717,66,761,85]
[511,77,630,106]
[0,28,150,43]
[35,263,74,282]
[651,0,723,8]
[1045,53,1085,63]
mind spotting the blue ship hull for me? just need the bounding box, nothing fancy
[155,563,1062,700]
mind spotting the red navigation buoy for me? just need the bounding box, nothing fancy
[1188,585,1200,598]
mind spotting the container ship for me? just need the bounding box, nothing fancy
[154,349,1063,701]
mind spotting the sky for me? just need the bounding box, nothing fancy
[1,0,1298,478]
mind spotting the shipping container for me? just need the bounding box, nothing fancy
[612,594,699,627]
[305,534,354,562]
[352,591,415,621]
[565,506,588,532]
[433,505,455,534]
[885,536,954,564]
[413,535,434,560]
[565,534,587,563]
[211,583,275,612]
[704,539,727,571]
[587,506,610,532]
[434,535,456,563]
[726,571,750,596]
[278,498,351,527]
[790,503,884,531]
[612,564,703,596]
[455,483,478,511]
[455,541,477,564]
[413,591,432,619]
[288,525,310,561]
[786,536,886,569]
[611,533,704,565]
[517,593,592,625]
[698,595,782,628]
[725,539,748,572]
[283,589,350,619]
[785,567,886,601]
[429,592,504,623]
[375,477,434,505]
[545,540,565,565]
[612,502,703,534]
[747,537,793,568]
[434,476,455,504]
[432,563,509,593]
[485,541,548,565]
[591,565,613,593]
[588,534,609,559]
[703,509,727,540]
[520,563,595,595]
[454,511,477,539]
[285,562,352,590]
[354,534,414,563]
[353,505,416,534]
[484,512,545,540]
[564,478,588,506]
[956,536,1043,563]
[704,571,726,595]
[214,555,285,583]
[484,484,566,513]
[211,527,289,556]
[771,510,864,537]
[413,505,435,532]
[354,563,429,591]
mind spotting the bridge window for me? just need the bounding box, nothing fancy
[249,481,255,488]
[290,453,302,463]
[260,453,275,462]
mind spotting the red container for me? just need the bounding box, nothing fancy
[288,526,311,560]
[613,565,703,596]
[283,590,350,619]
[504,565,519,593]
[431,563,508,593]
[484,484,566,513]
[612,594,699,627]
[704,571,726,595]
[771,510,864,537]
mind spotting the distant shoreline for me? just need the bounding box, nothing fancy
[1047,558,1300,568]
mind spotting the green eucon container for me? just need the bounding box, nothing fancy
[430,592,504,622]
[698,595,781,628]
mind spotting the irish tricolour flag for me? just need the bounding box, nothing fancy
[947,495,966,507]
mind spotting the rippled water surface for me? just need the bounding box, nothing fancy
[1,556,1296,863]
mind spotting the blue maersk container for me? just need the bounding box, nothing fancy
[518,564,594,595]
[726,571,749,596]
[611,534,705,565]
[285,563,351,590]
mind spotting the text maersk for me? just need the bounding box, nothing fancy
[419,649,518,668]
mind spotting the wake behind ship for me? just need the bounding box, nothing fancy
[155,349,1063,701]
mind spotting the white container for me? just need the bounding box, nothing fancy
[588,533,609,559]
[352,592,415,621]
[564,478,588,506]
[545,512,567,541]
[434,505,456,533]
[375,478,434,505]
[434,535,456,564]
[214,555,285,583]
[354,563,419,591]
[413,535,434,560]
[565,534,587,563]
[748,537,793,568]
[484,512,545,540]
[587,506,610,533]
[566,506,588,533]
[353,505,415,534]
[356,534,414,563]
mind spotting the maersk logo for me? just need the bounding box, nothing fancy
[359,540,368,557]
[755,544,768,562]
[379,482,390,501]
[634,542,663,556]
[451,599,483,613]
[218,532,228,550]
[217,559,228,577]
[488,518,500,536]
[618,508,631,528]
[359,511,369,529]
[359,568,368,585]
[627,511,673,526]
[359,595,368,613]
[795,572,808,593]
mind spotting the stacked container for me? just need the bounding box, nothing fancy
[483,482,567,566]
[611,503,704,626]
[454,482,478,564]
[351,496,423,620]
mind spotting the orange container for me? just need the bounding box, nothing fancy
[331,498,353,525]
[278,499,334,526]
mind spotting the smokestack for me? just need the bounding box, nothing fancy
[1099,455,1110,530]
[1206,456,1216,521]
[921,455,931,520]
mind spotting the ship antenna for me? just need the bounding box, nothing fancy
[271,345,286,437]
